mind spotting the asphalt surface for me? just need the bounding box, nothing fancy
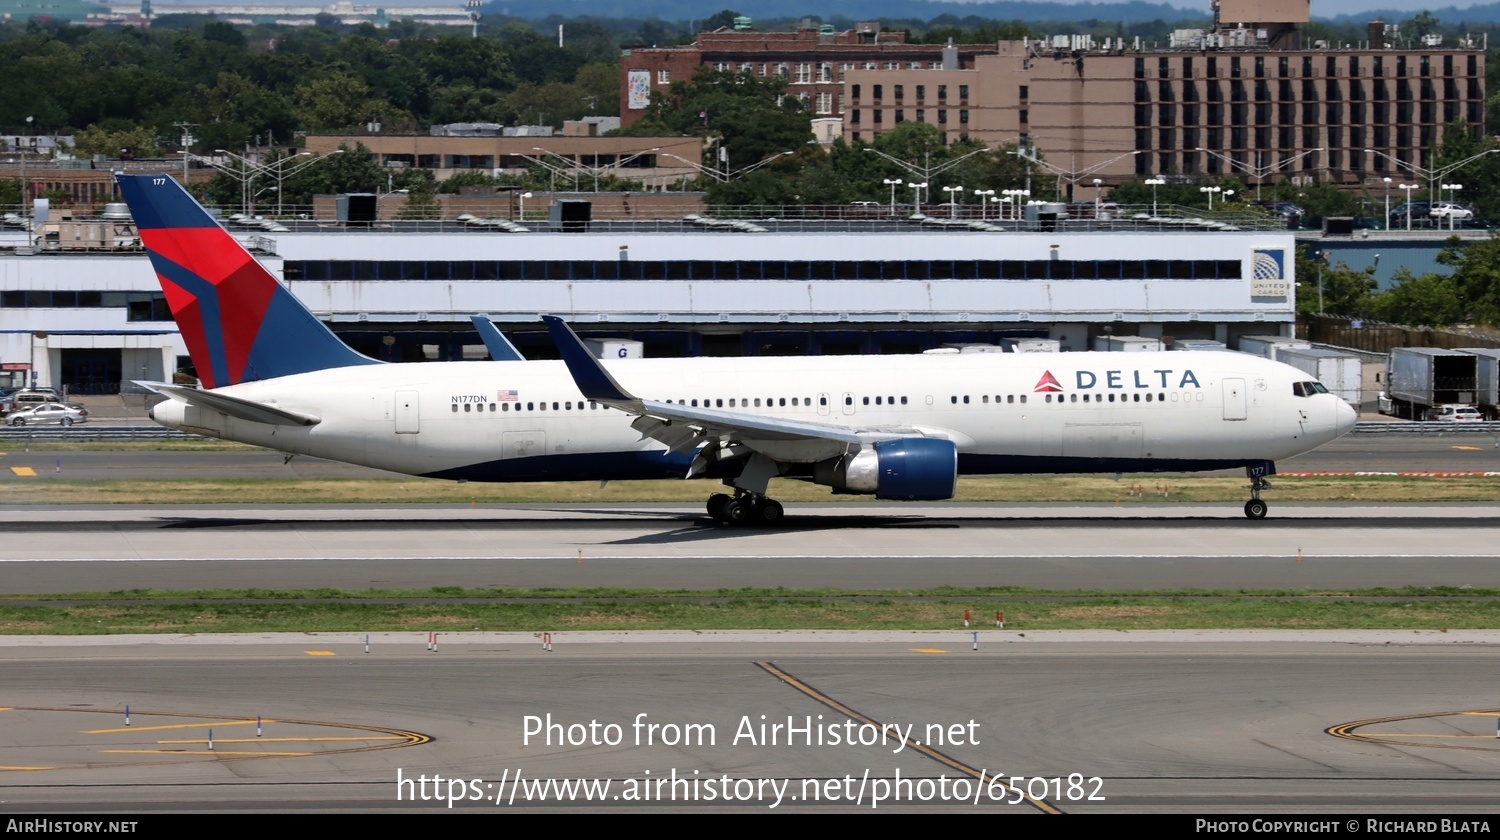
[4,430,1500,479]
[5,438,1500,813]
[4,634,1500,813]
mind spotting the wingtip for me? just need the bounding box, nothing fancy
[131,380,172,395]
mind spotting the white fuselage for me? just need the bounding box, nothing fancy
[149,351,1356,483]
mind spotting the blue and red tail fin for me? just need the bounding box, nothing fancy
[116,173,378,388]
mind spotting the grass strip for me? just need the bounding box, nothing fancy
[5,474,1500,504]
[5,592,1500,634]
[3,585,1499,601]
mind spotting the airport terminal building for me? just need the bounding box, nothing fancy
[0,212,1297,392]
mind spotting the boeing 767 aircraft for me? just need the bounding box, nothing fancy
[117,172,1356,523]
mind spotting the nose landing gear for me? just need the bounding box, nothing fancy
[1244,466,1273,520]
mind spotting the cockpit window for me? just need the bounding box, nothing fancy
[1293,381,1331,397]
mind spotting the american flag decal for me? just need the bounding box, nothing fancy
[497,389,518,401]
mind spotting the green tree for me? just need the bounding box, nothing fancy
[1296,246,1375,317]
[72,123,163,158]
[699,10,743,32]
[574,62,620,116]
[1404,11,1440,38]
[509,81,592,126]
[1368,268,1465,326]
[704,168,802,207]
[281,143,384,204]
[623,67,811,174]
[395,185,442,219]
[292,72,407,133]
[1440,235,1500,325]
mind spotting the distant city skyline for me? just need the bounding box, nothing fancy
[135,0,1483,19]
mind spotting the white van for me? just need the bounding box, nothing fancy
[1,389,62,415]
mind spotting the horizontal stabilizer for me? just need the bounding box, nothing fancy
[138,382,321,427]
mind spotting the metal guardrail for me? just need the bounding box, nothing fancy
[0,426,199,442]
[1,420,1496,444]
[1349,421,1500,434]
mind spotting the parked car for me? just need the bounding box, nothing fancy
[1428,202,1475,222]
[5,403,87,426]
[1389,200,1435,228]
[1251,201,1305,228]
[1426,404,1483,422]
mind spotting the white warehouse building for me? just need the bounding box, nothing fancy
[0,219,1297,393]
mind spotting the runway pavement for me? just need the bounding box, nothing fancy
[4,632,1500,813]
[5,439,1500,814]
[0,502,1498,592]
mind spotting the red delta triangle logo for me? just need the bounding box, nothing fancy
[1034,371,1064,393]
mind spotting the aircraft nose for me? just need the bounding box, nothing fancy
[1335,399,1357,436]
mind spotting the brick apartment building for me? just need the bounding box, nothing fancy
[619,21,1001,127]
[622,2,1485,194]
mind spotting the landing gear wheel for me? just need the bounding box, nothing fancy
[1244,499,1268,520]
[757,499,784,523]
[707,493,732,521]
[724,500,750,524]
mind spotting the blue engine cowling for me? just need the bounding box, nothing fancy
[815,438,959,500]
[873,437,958,500]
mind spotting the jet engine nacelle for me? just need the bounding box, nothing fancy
[813,437,958,500]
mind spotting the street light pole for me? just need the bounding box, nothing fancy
[865,145,989,187]
[656,149,788,184]
[943,185,964,218]
[19,115,33,213]
[1199,185,1221,210]
[1365,147,1500,205]
[1001,188,1029,221]
[883,177,902,217]
[973,189,994,220]
[1010,148,1140,201]
[1399,183,1418,230]
[1092,177,1102,216]
[1317,254,1325,313]
[1144,177,1165,216]
[1383,177,1392,230]
[215,148,343,217]
[1195,147,1324,202]
[909,182,927,215]
[1442,183,1462,230]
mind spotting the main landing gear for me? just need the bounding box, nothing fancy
[707,490,785,526]
[1244,472,1271,520]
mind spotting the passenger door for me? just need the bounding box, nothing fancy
[394,390,420,434]
[1222,378,1247,421]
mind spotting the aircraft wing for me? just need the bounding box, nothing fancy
[137,381,321,427]
[542,316,937,459]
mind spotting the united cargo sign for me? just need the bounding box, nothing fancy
[1250,248,1289,297]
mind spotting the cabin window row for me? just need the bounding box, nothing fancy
[451,400,607,413]
[285,259,1243,282]
[950,392,1208,404]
